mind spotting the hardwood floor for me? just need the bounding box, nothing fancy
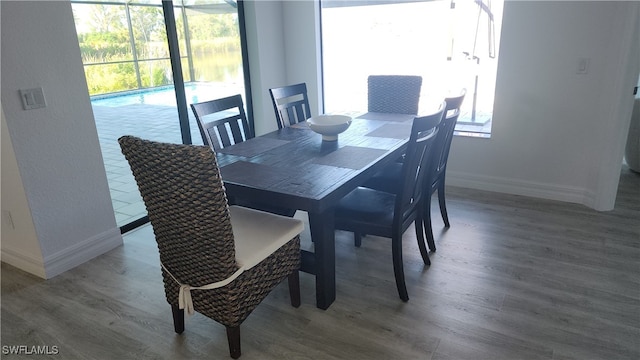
[2,167,639,359]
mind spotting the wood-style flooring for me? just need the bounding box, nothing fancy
[2,166,639,359]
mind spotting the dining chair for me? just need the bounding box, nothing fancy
[191,94,296,218]
[423,89,467,251]
[118,136,304,359]
[269,82,312,129]
[362,89,467,253]
[367,75,423,114]
[190,94,253,151]
[333,103,445,301]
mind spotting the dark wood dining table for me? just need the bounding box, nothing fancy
[216,112,415,309]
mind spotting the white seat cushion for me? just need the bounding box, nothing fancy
[229,205,304,270]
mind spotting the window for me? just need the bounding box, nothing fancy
[72,0,244,97]
[321,0,503,137]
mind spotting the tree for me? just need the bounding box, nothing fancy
[89,4,125,33]
[129,6,167,58]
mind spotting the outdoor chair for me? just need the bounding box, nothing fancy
[118,136,304,359]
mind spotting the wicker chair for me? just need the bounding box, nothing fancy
[367,75,423,114]
[118,136,303,359]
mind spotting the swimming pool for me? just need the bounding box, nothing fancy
[90,82,233,107]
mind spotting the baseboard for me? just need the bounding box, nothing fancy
[446,171,591,206]
[1,249,47,279]
[42,227,123,279]
[580,188,600,210]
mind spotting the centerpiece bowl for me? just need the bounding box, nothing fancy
[307,114,352,141]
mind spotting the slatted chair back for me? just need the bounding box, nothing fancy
[269,83,312,129]
[417,89,467,253]
[367,75,423,114]
[396,102,446,223]
[430,89,467,192]
[190,94,253,151]
[333,103,444,301]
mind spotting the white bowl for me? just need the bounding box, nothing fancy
[307,114,352,141]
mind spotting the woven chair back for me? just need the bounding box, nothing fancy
[118,136,238,287]
[367,75,423,114]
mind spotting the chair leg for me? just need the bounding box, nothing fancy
[391,234,409,302]
[288,270,301,308]
[354,232,362,247]
[438,183,450,228]
[226,326,241,359]
[414,207,431,266]
[424,193,437,252]
[171,304,185,334]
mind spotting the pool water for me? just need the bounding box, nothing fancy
[90,83,220,107]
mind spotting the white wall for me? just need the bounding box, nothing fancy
[258,0,640,211]
[1,106,44,278]
[244,0,322,135]
[447,1,639,211]
[1,0,122,278]
[282,0,323,116]
[586,2,640,210]
[243,0,288,136]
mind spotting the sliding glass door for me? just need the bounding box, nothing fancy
[71,0,249,232]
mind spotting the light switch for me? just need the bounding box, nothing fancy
[20,87,46,110]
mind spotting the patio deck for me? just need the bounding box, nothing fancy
[93,104,203,226]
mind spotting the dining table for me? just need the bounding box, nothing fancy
[215,112,415,310]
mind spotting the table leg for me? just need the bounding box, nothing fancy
[307,209,336,310]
